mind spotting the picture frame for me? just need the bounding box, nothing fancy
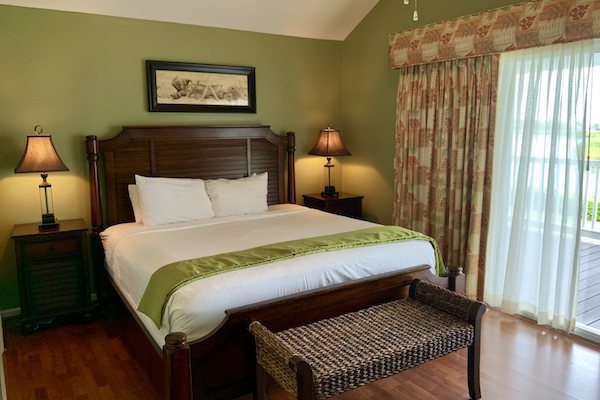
[146,60,256,113]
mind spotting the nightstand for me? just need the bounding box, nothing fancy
[11,219,93,335]
[303,192,363,219]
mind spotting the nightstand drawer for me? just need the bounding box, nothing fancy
[21,237,80,259]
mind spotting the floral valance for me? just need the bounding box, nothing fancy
[388,0,600,69]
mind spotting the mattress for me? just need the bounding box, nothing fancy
[101,204,437,346]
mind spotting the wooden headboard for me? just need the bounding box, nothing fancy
[86,125,295,238]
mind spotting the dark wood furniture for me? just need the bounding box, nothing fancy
[250,279,486,400]
[302,193,363,219]
[86,125,464,400]
[11,219,92,335]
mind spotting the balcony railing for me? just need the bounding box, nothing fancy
[582,159,600,239]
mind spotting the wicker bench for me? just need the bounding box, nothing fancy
[249,279,486,400]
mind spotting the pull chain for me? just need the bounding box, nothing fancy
[413,0,419,21]
[403,0,419,21]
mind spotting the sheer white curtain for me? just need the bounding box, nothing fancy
[485,40,593,333]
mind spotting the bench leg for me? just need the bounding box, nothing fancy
[255,363,267,400]
[467,343,481,399]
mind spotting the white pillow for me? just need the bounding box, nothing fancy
[135,175,214,226]
[205,172,268,217]
[128,184,143,223]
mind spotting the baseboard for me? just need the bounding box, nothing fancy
[1,293,99,319]
[0,308,20,319]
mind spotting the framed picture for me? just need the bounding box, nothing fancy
[146,60,256,113]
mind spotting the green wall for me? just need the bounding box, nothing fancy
[341,0,524,224]
[0,5,343,310]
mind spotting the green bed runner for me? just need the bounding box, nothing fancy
[137,226,445,327]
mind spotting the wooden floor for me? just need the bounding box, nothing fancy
[578,237,600,330]
[3,305,600,400]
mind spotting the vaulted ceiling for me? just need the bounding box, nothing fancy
[0,0,381,40]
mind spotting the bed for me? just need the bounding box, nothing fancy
[86,125,465,400]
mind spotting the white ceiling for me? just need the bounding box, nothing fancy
[0,0,381,40]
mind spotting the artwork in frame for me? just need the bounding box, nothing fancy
[146,60,256,113]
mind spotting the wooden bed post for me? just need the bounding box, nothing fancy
[86,135,103,238]
[164,333,192,400]
[445,266,465,293]
[287,132,296,204]
[86,135,109,301]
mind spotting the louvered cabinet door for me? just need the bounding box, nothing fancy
[12,219,93,335]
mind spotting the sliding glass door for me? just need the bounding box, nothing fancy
[575,47,600,341]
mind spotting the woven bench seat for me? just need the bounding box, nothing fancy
[249,279,486,400]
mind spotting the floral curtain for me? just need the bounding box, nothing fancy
[393,55,499,299]
[389,0,600,69]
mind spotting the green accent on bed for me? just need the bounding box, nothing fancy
[137,226,445,327]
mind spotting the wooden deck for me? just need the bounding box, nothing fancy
[577,237,600,330]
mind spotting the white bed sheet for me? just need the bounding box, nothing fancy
[101,204,436,346]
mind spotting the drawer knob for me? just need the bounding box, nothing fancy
[49,245,56,252]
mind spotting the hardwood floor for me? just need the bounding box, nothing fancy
[2,306,161,400]
[2,305,600,400]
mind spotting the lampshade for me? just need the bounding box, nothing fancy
[14,126,69,230]
[308,125,351,197]
[15,134,69,174]
[308,126,351,157]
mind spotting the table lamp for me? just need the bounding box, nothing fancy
[15,125,69,230]
[308,124,351,196]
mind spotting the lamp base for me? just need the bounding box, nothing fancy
[38,222,59,231]
[321,186,339,197]
[39,213,59,231]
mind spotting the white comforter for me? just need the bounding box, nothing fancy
[101,204,436,346]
